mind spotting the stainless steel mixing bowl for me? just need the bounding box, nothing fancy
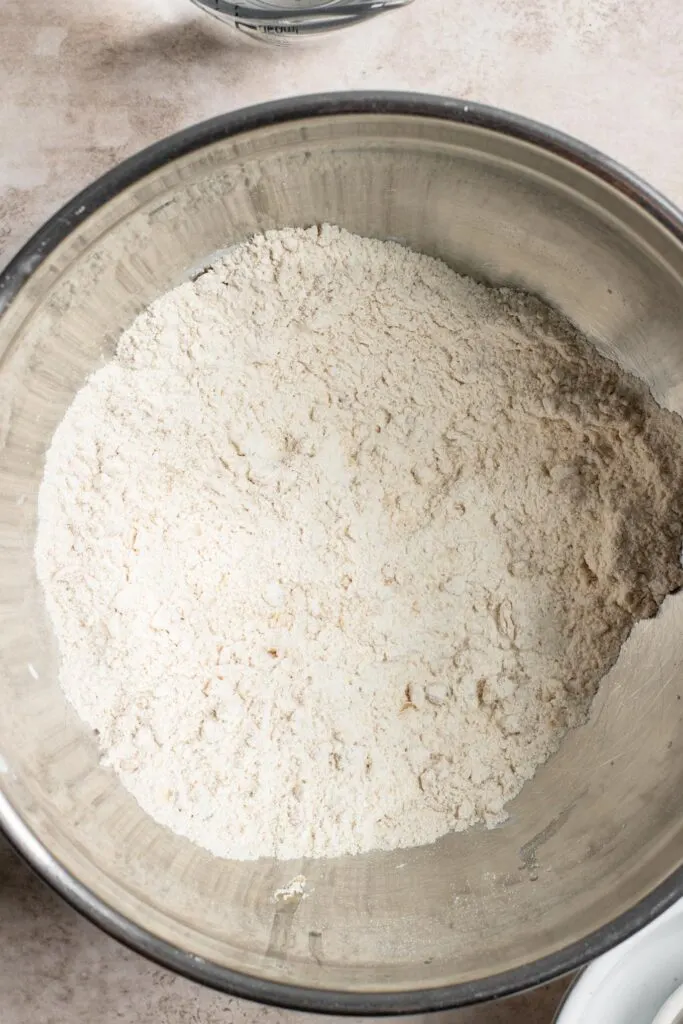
[1,92,683,1015]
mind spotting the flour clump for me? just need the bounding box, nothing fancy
[35,225,683,861]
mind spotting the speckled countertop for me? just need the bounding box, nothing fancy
[1,0,682,1020]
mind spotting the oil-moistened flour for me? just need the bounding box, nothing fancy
[36,226,683,861]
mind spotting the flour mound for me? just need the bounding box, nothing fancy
[35,225,683,861]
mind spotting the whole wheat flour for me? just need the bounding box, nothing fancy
[35,225,683,861]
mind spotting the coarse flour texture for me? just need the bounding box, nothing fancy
[36,226,683,861]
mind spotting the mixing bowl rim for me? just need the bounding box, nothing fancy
[2,90,683,1015]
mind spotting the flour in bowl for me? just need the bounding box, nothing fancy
[35,225,683,860]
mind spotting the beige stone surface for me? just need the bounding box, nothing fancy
[1,0,681,1020]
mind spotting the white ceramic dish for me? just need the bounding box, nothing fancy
[555,899,683,1024]
[652,985,683,1024]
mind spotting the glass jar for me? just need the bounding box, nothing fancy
[189,0,414,42]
